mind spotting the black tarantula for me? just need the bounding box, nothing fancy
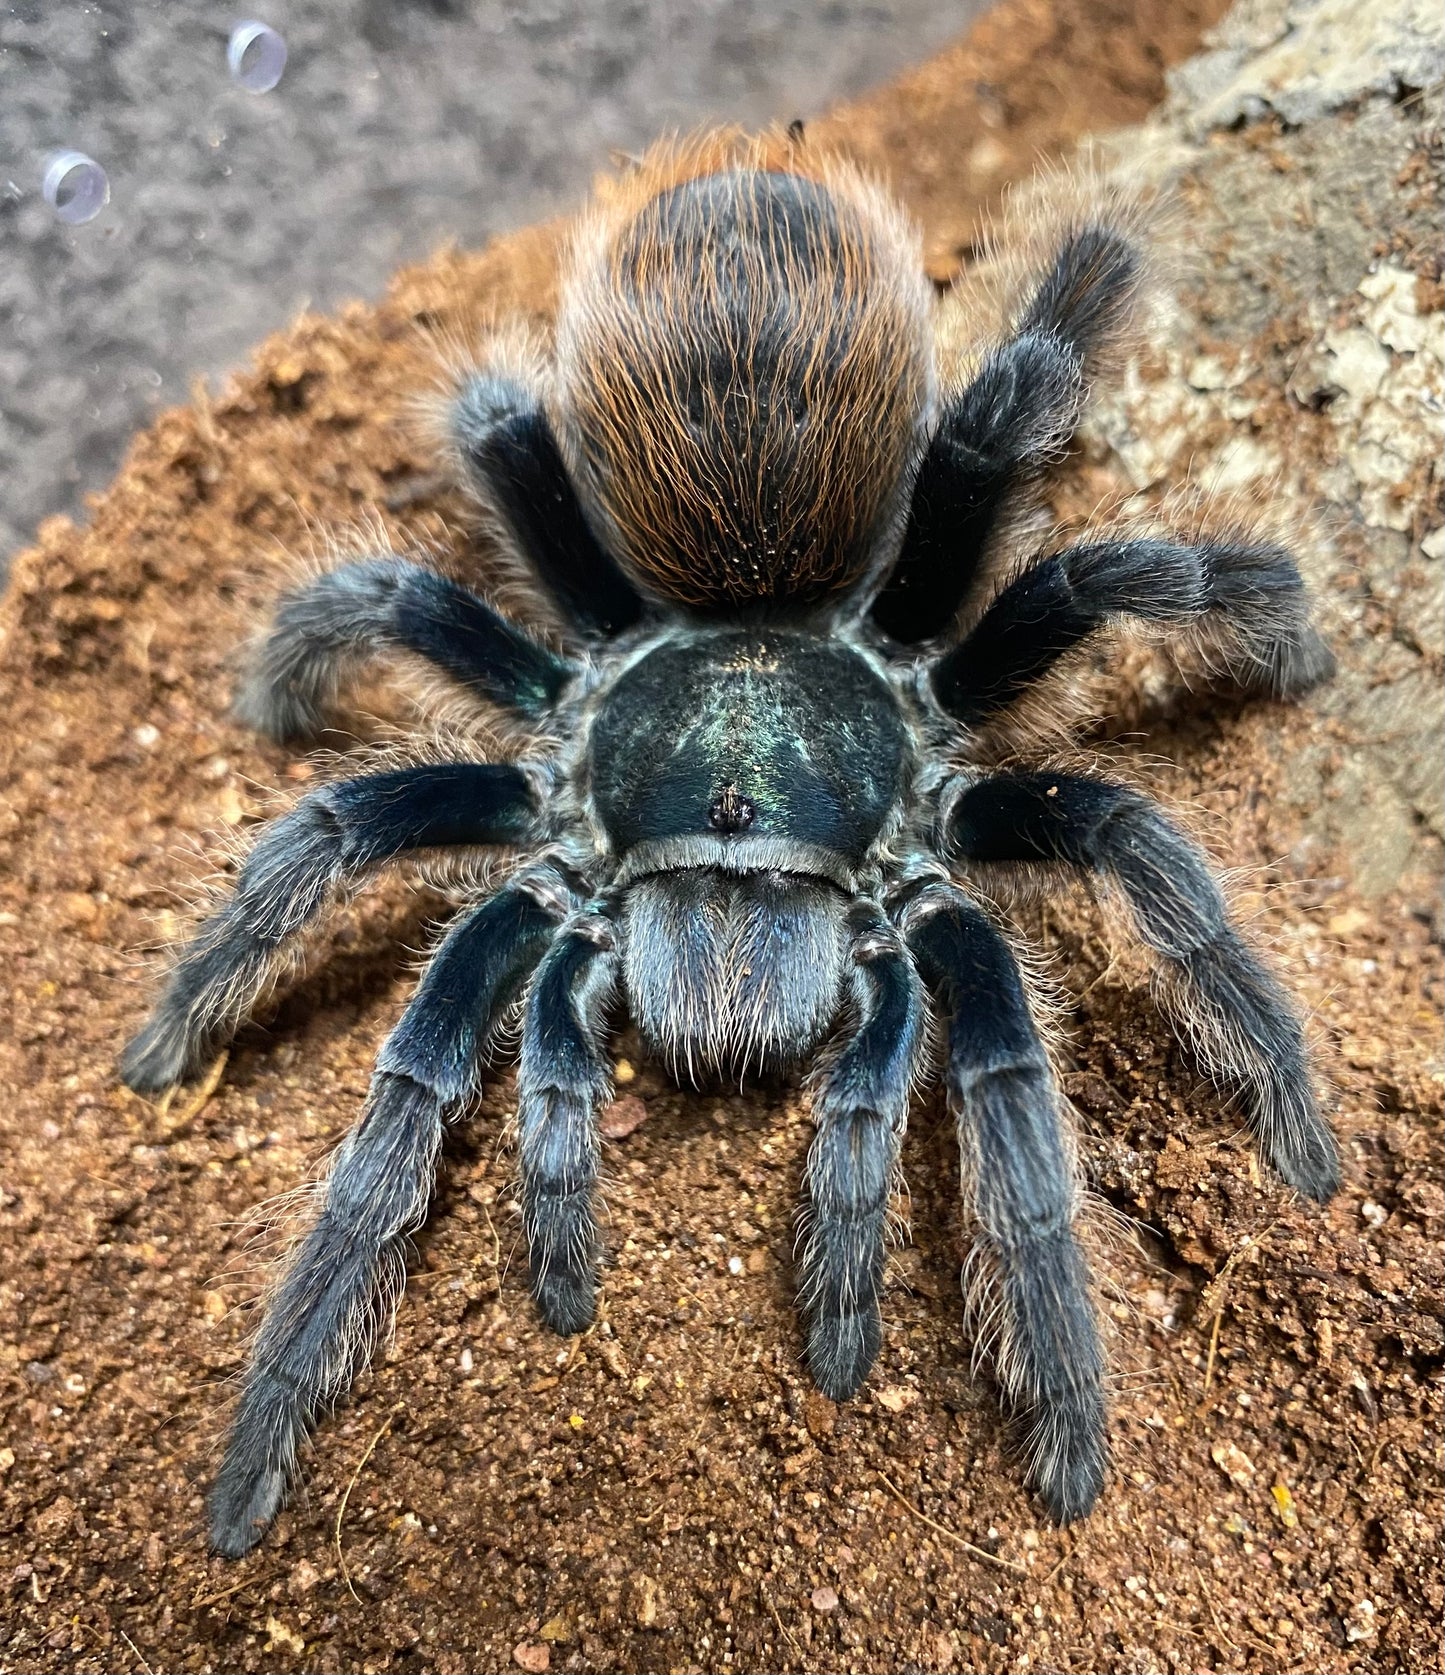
[121,132,1340,1558]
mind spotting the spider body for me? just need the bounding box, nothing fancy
[121,132,1339,1558]
[589,626,914,1078]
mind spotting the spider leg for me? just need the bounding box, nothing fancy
[872,223,1140,644]
[905,883,1106,1523]
[870,333,1083,643]
[450,373,646,636]
[234,556,575,744]
[207,881,564,1557]
[800,905,927,1400]
[516,906,620,1336]
[121,763,537,1092]
[930,534,1334,727]
[945,771,1340,1200]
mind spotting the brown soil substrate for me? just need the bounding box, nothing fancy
[2,2,1440,1672]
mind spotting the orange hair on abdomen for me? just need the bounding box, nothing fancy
[553,131,936,611]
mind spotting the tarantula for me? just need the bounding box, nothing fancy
[121,132,1340,1558]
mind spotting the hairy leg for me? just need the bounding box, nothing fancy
[516,906,620,1335]
[207,882,564,1556]
[233,556,574,743]
[1014,222,1144,356]
[930,535,1334,727]
[872,223,1141,644]
[945,771,1340,1199]
[450,373,645,636]
[905,884,1106,1523]
[800,905,927,1400]
[121,763,536,1091]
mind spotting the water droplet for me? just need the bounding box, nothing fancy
[42,152,109,225]
[227,21,287,94]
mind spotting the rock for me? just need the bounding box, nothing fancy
[1177,0,1445,132]
[599,1094,651,1140]
[288,1559,322,1596]
[1211,1441,1257,1488]
[1089,0,1444,897]
[875,1385,919,1414]
[263,1616,305,1657]
[628,1573,662,1628]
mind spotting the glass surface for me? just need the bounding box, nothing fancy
[1,0,985,568]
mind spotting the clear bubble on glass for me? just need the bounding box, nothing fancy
[42,152,110,225]
[227,21,288,94]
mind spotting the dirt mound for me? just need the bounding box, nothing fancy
[2,1,1440,1671]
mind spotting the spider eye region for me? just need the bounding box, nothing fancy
[707,786,756,833]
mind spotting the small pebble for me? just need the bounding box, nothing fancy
[631,1574,660,1626]
[264,1617,305,1658]
[60,892,98,927]
[1211,1441,1256,1488]
[811,1584,840,1612]
[289,1559,322,1595]
[599,1093,650,1139]
[1271,1482,1300,1528]
[876,1384,917,1414]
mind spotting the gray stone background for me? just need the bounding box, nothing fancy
[0,0,984,571]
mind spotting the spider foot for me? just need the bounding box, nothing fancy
[807,1302,883,1402]
[209,1463,288,1560]
[531,1265,598,1338]
[119,1015,204,1095]
[1266,623,1336,696]
[1025,1388,1108,1525]
[1224,620,1337,701]
[1265,1105,1342,1204]
[207,1377,300,1558]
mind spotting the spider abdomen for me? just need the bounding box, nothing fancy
[557,154,935,610]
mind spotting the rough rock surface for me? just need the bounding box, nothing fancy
[1090,0,1444,899]
[1172,0,1445,131]
[1,2,1440,1672]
